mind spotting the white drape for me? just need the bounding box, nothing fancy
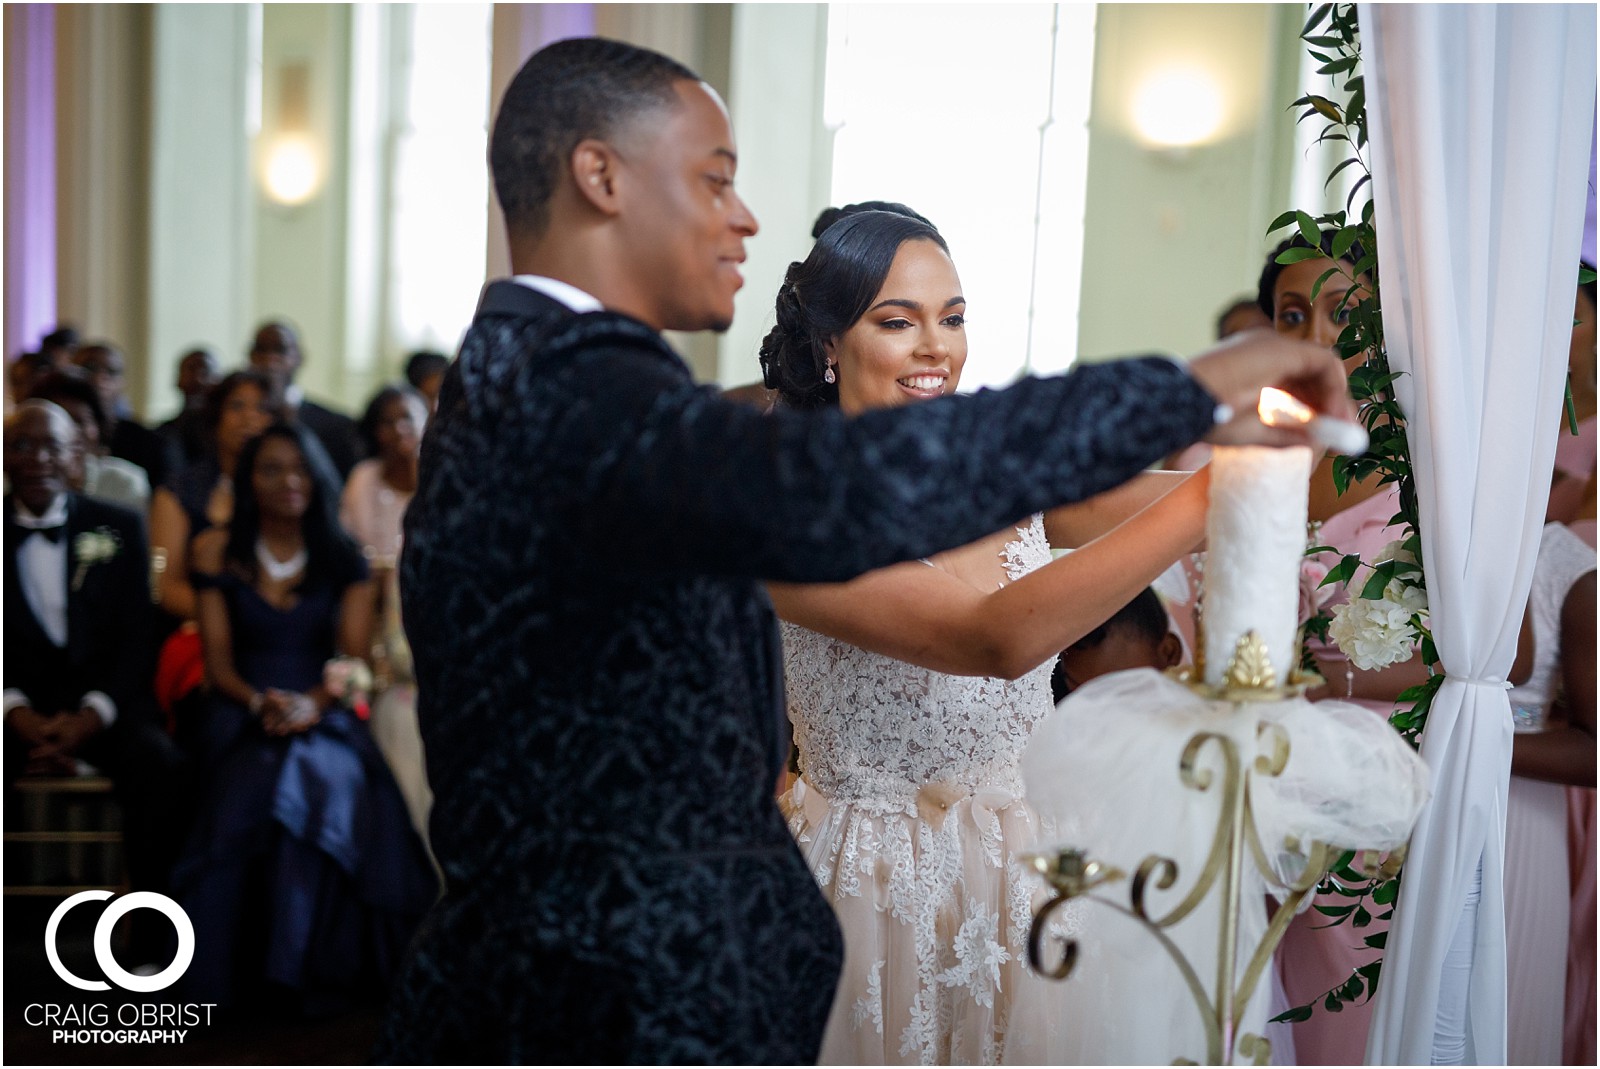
[1359,5,1596,1064]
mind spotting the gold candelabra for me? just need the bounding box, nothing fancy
[1025,631,1404,1066]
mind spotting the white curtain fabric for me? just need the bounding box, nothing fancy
[1359,5,1596,1064]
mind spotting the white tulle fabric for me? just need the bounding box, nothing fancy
[1020,668,1430,1065]
[780,515,1069,1065]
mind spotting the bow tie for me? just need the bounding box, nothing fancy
[18,524,64,545]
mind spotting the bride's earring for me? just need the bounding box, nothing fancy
[824,363,836,385]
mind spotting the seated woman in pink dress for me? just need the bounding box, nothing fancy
[339,385,432,846]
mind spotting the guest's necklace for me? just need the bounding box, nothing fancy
[255,537,307,582]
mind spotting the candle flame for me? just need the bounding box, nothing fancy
[1258,387,1314,427]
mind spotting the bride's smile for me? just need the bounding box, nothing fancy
[826,237,968,414]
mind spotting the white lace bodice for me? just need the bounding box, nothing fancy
[782,514,1056,808]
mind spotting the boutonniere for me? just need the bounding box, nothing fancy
[71,527,122,591]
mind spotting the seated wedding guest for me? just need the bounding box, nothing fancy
[156,347,222,468]
[30,371,151,516]
[767,207,1216,1064]
[248,320,363,482]
[341,385,425,567]
[74,341,181,491]
[150,370,279,622]
[1051,586,1182,703]
[173,421,437,1013]
[1216,293,1273,339]
[403,351,449,415]
[9,350,53,402]
[39,325,81,370]
[341,385,432,843]
[1504,511,1595,1065]
[4,400,189,957]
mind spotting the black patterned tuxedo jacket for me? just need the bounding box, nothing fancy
[4,493,154,722]
[375,281,1218,1064]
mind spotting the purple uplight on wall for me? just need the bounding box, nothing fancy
[3,4,58,366]
[519,4,596,63]
[1584,108,1596,267]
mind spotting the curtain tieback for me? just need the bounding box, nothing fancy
[1444,675,1511,690]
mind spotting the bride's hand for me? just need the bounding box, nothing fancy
[1186,330,1356,447]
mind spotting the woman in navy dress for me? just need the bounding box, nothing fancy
[174,421,437,1014]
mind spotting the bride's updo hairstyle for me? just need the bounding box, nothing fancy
[759,208,948,410]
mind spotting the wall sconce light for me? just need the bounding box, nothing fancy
[1131,66,1226,155]
[261,60,321,206]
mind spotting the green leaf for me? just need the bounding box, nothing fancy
[1317,56,1358,77]
[1362,199,1375,225]
[1315,903,1358,917]
[1296,210,1323,247]
[1324,994,1345,1013]
[1320,553,1362,589]
[1302,3,1333,37]
[1331,456,1352,496]
[1373,879,1399,905]
[1306,544,1338,556]
[1353,905,1372,928]
[1271,1004,1316,1025]
[1266,210,1299,236]
[1351,253,1378,277]
[1276,246,1329,265]
[1347,172,1373,212]
[1331,224,1359,260]
[1303,35,1343,48]
[1310,266,1342,305]
[1358,566,1396,602]
[1306,94,1344,122]
[1364,931,1388,950]
[1580,265,1598,285]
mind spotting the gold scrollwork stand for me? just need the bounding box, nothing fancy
[1024,631,1404,1066]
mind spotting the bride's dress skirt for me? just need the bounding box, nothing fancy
[782,771,1065,1065]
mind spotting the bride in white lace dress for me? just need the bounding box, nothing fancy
[758,206,1213,1064]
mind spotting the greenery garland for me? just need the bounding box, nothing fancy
[1270,1,1431,1022]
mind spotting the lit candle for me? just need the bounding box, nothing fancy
[1200,390,1315,686]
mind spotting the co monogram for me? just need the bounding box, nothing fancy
[45,890,195,993]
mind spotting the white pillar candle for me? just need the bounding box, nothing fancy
[1201,445,1313,686]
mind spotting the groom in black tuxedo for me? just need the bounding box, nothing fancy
[4,402,189,926]
[376,37,1355,1064]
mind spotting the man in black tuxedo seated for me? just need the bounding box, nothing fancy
[4,401,189,945]
[246,321,363,482]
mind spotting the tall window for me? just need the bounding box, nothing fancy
[388,4,493,356]
[824,4,1097,388]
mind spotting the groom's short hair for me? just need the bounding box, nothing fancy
[491,37,699,240]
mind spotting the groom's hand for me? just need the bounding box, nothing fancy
[1186,330,1357,448]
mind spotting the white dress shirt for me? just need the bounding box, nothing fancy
[510,274,604,314]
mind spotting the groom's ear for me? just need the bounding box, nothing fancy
[570,140,623,216]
